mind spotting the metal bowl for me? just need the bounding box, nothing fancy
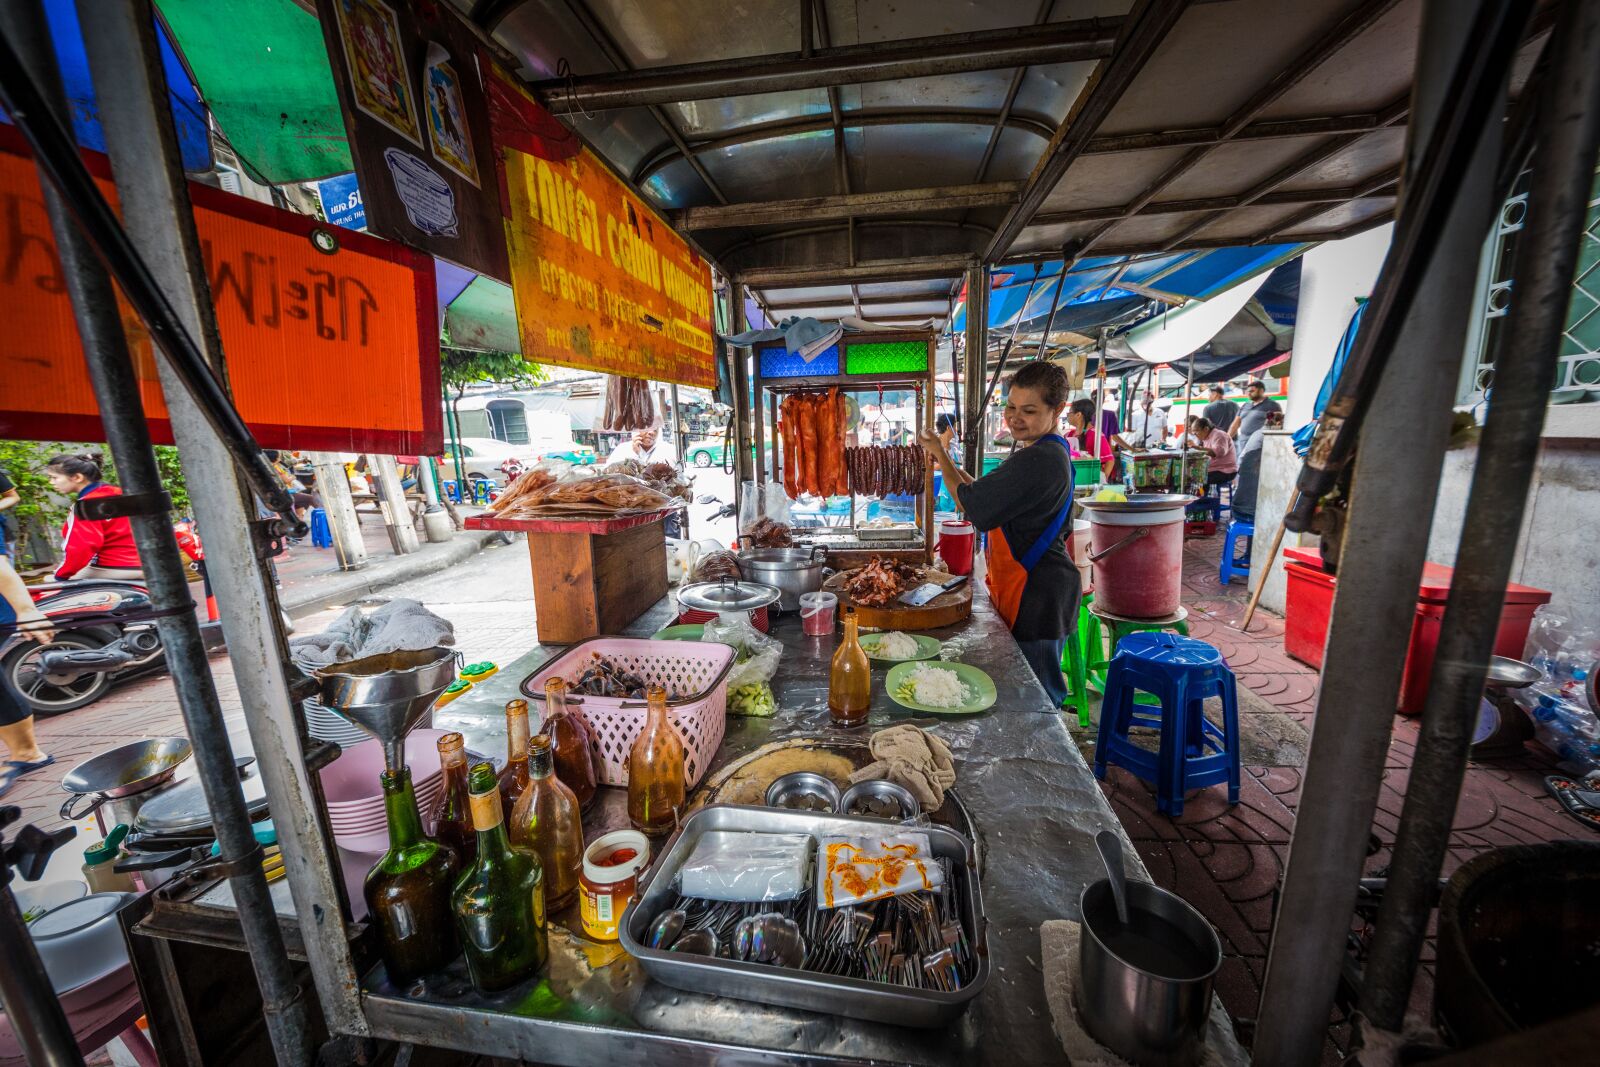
[839,779,920,822]
[765,772,841,813]
[1485,655,1541,690]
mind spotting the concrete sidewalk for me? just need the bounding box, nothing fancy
[273,517,503,618]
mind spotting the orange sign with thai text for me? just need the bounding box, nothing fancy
[0,133,441,454]
[499,84,714,389]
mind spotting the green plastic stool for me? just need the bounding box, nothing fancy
[1087,604,1190,708]
[1061,624,1091,727]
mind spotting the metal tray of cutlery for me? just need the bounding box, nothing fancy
[620,803,988,1028]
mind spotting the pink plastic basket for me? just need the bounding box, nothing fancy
[520,637,736,788]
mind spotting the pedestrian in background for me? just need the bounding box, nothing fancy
[0,542,54,797]
[1203,384,1238,434]
[45,453,143,581]
[1229,379,1283,443]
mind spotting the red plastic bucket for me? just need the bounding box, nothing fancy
[938,520,975,576]
[1086,503,1187,618]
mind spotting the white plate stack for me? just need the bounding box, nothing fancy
[302,701,370,748]
[319,730,451,854]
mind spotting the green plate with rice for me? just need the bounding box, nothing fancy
[884,660,996,715]
[860,632,942,662]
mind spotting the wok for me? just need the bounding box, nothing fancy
[60,737,192,820]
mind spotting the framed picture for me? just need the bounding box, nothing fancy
[333,0,422,147]
[424,44,478,186]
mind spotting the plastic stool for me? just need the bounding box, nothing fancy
[1093,631,1241,817]
[1060,620,1091,728]
[470,478,494,505]
[442,479,462,504]
[1087,604,1190,704]
[1218,518,1255,584]
[309,507,333,549]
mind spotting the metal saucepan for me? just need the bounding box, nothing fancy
[1077,852,1222,1065]
[737,546,831,612]
[60,737,193,821]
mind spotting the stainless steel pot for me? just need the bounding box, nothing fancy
[736,546,830,612]
[1076,878,1221,1066]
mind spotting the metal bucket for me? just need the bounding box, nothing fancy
[1077,878,1221,1066]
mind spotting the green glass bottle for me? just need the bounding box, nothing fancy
[363,767,461,986]
[452,761,548,992]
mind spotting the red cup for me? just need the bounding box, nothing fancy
[938,520,975,576]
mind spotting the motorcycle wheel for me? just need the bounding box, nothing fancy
[2,633,117,716]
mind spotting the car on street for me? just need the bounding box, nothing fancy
[443,436,596,484]
[682,438,774,468]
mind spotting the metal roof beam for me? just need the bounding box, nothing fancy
[983,0,1192,262]
[1032,167,1399,226]
[533,17,1123,112]
[738,255,977,287]
[762,295,952,311]
[1070,0,1401,261]
[674,181,1023,231]
[1262,165,1403,240]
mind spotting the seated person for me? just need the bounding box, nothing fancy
[1187,417,1238,489]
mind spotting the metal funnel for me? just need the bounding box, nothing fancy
[315,646,458,771]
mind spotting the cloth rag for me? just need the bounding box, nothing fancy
[848,724,956,810]
[288,598,455,670]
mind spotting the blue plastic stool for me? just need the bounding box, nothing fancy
[470,478,494,505]
[308,507,333,549]
[442,480,462,504]
[1218,518,1255,584]
[1093,631,1241,817]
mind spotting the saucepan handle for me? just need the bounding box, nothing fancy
[60,791,105,821]
[1087,525,1150,564]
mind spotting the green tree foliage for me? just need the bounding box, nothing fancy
[440,346,546,400]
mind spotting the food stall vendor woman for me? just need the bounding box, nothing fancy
[920,361,1078,706]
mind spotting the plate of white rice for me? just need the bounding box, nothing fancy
[860,631,941,662]
[884,660,997,715]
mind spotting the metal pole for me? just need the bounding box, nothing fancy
[369,454,419,555]
[1252,3,1515,1062]
[0,871,84,1067]
[671,383,686,465]
[77,0,364,1045]
[962,263,989,478]
[727,283,756,494]
[1359,0,1600,1035]
[310,455,369,571]
[5,3,315,1061]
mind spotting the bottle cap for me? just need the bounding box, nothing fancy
[84,823,129,865]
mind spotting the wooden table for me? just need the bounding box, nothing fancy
[465,510,673,643]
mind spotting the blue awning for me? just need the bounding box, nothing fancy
[1,0,213,172]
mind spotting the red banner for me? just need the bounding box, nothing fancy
[0,132,441,453]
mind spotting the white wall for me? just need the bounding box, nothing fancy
[1284,223,1394,429]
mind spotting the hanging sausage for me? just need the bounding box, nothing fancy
[777,388,848,500]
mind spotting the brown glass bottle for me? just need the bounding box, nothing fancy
[510,734,584,911]
[541,678,598,811]
[627,685,686,837]
[451,762,547,992]
[428,732,475,866]
[364,767,461,986]
[498,699,532,816]
[828,607,872,726]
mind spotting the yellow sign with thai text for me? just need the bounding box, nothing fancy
[502,143,714,388]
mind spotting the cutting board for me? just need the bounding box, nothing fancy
[823,567,973,630]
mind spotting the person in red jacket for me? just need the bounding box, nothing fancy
[45,453,144,581]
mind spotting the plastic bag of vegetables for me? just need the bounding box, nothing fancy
[704,615,782,717]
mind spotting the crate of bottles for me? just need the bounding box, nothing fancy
[519,637,736,788]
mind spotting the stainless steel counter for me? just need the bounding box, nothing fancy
[371,588,1135,1065]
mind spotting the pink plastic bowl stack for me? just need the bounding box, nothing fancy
[318,729,450,854]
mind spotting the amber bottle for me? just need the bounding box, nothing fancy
[627,685,686,837]
[498,699,533,816]
[510,734,584,911]
[541,678,599,811]
[364,767,461,986]
[429,732,476,866]
[828,608,872,726]
[451,762,547,992]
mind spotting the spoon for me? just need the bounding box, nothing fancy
[648,908,686,950]
[670,927,718,957]
[733,915,758,961]
[751,913,807,968]
[1096,829,1131,927]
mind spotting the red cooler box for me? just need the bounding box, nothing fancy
[1282,546,1551,716]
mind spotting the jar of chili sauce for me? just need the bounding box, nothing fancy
[579,829,650,942]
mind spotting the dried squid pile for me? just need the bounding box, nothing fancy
[778,389,847,499]
[845,445,926,497]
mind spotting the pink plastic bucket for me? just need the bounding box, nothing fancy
[1087,505,1186,618]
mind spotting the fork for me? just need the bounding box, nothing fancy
[922,948,961,993]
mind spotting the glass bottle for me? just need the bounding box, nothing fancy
[828,607,872,726]
[429,732,476,867]
[627,685,686,837]
[364,767,461,986]
[498,699,533,816]
[542,678,598,811]
[510,733,584,911]
[451,762,548,993]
